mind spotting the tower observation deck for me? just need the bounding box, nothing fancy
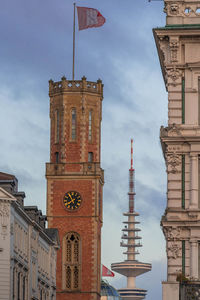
[111,140,152,300]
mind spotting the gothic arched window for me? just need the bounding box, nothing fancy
[88,110,92,141]
[71,108,76,140]
[64,232,81,290]
[54,109,59,143]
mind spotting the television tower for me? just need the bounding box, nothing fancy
[111,139,152,300]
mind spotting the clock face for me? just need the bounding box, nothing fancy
[63,191,82,210]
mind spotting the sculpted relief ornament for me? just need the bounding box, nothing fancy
[164,3,180,16]
[0,202,9,239]
[160,124,181,138]
[166,68,183,85]
[166,152,181,173]
[163,226,181,241]
[167,242,181,259]
[163,227,182,259]
[169,38,179,63]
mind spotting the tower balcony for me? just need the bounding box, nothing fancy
[111,261,152,278]
[118,288,147,300]
[124,212,140,217]
[122,228,140,232]
[123,250,139,256]
[120,242,142,248]
[46,162,104,182]
[121,235,142,240]
[123,220,140,224]
[123,221,140,226]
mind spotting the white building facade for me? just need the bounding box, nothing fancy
[154,1,200,299]
[0,173,59,300]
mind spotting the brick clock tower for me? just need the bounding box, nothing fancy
[46,76,104,300]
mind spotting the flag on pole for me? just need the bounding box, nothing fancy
[102,264,115,277]
[77,7,106,31]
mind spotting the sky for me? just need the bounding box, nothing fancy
[0,1,168,299]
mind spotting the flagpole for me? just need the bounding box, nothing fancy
[72,2,76,81]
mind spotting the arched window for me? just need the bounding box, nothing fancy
[64,232,81,290]
[54,110,59,143]
[71,108,76,140]
[88,110,92,141]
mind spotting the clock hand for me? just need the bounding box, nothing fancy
[68,193,73,201]
[68,198,75,205]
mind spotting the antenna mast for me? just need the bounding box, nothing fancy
[129,139,135,213]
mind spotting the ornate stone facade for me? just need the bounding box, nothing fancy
[0,173,59,300]
[154,1,200,299]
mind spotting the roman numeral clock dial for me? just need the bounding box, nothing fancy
[63,191,82,210]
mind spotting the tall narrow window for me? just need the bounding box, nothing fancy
[88,152,93,163]
[54,110,59,143]
[22,276,26,300]
[71,109,76,140]
[17,273,21,300]
[65,232,81,290]
[88,110,92,141]
[13,268,15,299]
[182,240,185,276]
[55,152,59,164]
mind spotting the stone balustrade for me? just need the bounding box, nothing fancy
[46,162,104,180]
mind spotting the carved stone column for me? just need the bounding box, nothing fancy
[190,154,198,209]
[190,240,198,279]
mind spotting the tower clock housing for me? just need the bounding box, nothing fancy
[46,76,104,300]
